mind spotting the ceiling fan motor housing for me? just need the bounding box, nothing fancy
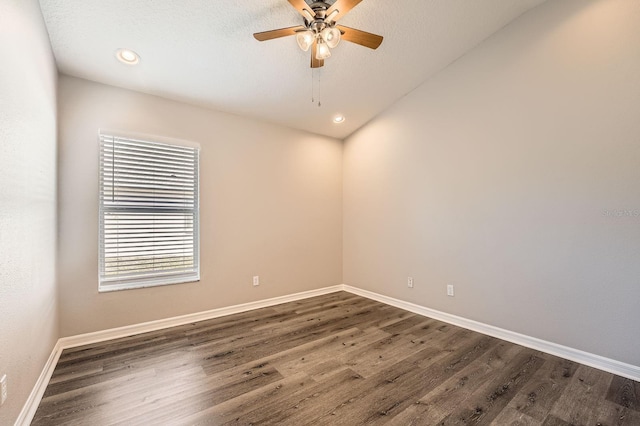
[309,2,331,13]
[306,2,333,29]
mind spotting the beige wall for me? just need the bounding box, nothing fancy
[344,0,640,366]
[0,0,58,423]
[57,76,343,337]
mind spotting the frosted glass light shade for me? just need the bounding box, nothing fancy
[316,39,331,60]
[321,27,341,49]
[296,30,314,52]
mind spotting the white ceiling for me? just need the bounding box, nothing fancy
[38,0,546,139]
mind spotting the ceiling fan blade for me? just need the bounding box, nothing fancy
[254,25,306,41]
[311,40,324,68]
[325,0,364,22]
[288,0,314,19]
[336,25,383,49]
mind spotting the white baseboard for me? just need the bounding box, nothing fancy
[58,285,344,350]
[17,283,639,425]
[15,285,343,425]
[342,284,640,382]
[14,341,63,426]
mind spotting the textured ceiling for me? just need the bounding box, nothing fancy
[38,0,547,139]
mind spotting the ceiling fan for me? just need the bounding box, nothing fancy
[254,0,383,68]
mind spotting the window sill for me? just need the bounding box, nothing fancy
[98,275,200,293]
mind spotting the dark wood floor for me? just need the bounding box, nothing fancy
[32,292,639,425]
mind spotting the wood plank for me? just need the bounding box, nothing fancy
[542,414,575,425]
[175,371,315,425]
[434,350,545,424]
[490,406,539,425]
[221,368,367,425]
[388,341,525,425]
[342,333,430,378]
[273,327,391,377]
[31,291,640,425]
[607,375,640,411]
[307,334,498,425]
[548,364,620,425]
[506,355,579,421]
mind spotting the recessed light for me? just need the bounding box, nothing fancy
[116,48,140,65]
[333,115,345,124]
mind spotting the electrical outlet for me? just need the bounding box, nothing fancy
[1,374,7,406]
[407,277,414,288]
[447,285,454,297]
[253,276,260,286]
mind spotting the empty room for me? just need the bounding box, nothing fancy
[1,0,639,424]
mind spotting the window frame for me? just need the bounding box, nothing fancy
[98,131,200,292]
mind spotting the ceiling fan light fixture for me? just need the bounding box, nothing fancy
[253,0,384,69]
[296,30,314,52]
[316,39,331,60]
[321,26,341,49]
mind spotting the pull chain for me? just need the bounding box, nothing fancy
[317,67,321,107]
[310,68,322,107]
[311,68,315,104]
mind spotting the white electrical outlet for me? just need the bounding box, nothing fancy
[407,277,414,288]
[253,276,260,286]
[1,374,7,406]
[447,285,454,297]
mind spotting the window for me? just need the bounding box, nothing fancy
[99,133,200,291]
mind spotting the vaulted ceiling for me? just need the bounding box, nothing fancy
[39,0,547,139]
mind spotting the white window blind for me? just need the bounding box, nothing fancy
[99,133,200,291]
